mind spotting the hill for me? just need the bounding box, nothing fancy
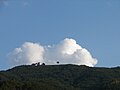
[0,64,120,90]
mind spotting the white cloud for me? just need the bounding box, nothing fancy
[8,42,44,66]
[44,38,97,67]
[8,38,98,67]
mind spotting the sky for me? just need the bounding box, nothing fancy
[0,0,120,70]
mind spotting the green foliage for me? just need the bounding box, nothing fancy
[1,64,120,90]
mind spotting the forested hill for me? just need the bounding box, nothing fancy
[1,64,120,90]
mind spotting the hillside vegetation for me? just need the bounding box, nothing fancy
[1,64,120,90]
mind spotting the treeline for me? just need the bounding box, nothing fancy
[1,64,120,90]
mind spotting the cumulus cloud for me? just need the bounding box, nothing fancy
[8,38,98,67]
[8,42,44,66]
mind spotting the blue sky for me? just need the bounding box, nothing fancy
[0,0,120,69]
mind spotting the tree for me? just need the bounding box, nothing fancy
[57,61,59,64]
[42,63,45,65]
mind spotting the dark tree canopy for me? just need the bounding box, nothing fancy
[1,64,120,90]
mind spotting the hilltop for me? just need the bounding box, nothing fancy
[0,64,120,90]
